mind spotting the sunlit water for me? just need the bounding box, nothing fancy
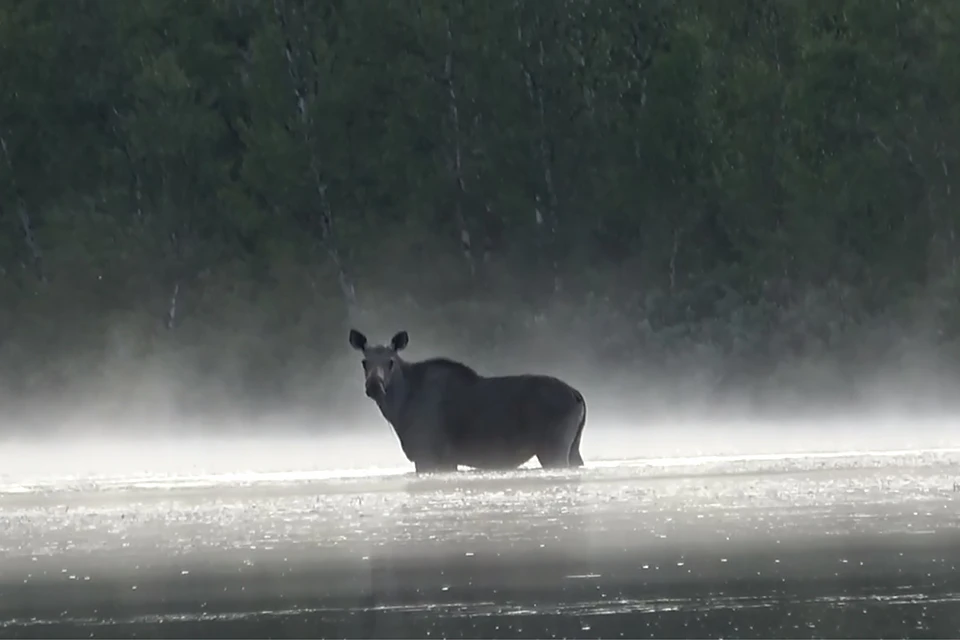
[1,444,959,495]
[2,425,959,638]
[2,414,959,494]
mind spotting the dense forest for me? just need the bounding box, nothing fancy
[1,0,959,420]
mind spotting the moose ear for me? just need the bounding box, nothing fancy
[390,330,409,352]
[348,329,368,351]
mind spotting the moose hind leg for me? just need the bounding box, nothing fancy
[536,410,584,469]
[569,445,584,467]
[536,447,569,469]
[568,421,585,467]
[536,432,578,469]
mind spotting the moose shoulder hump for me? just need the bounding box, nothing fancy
[407,357,482,384]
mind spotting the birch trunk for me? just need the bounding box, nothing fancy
[444,15,476,277]
[1,134,45,282]
[111,107,144,219]
[274,0,358,314]
[166,282,180,330]
[515,3,561,293]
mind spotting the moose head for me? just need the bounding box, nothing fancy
[348,329,409,400]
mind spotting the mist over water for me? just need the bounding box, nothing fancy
[3,321,960,487]
[1,407,958,489]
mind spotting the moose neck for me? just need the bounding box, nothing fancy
[373,360,411,430]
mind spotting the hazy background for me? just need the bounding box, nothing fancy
[2,0,960,472]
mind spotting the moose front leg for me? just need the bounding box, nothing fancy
[414,459,458,475]
[411,430,457,474]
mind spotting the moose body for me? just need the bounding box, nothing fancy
[349,329,587,474]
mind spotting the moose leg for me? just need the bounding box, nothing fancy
[536,434,576,469]
[568,422,585,467]
[537,410,584,469]
[569,446,584,467]
[414,459,458,475]
[536,447,571,469]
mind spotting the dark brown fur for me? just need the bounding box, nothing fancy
[349,330,586,473]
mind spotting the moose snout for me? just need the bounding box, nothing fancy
[365,368,386,398]
[365,379,385,398]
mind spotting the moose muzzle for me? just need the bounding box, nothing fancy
[365,366,387,399]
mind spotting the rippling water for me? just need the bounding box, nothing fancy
[2,446,959,638]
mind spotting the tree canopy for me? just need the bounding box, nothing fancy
[2,0,959,417]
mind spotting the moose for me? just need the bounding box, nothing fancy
[348,329,587,474]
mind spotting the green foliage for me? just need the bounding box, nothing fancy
[1,0,959,407]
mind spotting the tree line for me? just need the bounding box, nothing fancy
[1,0,958,415]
